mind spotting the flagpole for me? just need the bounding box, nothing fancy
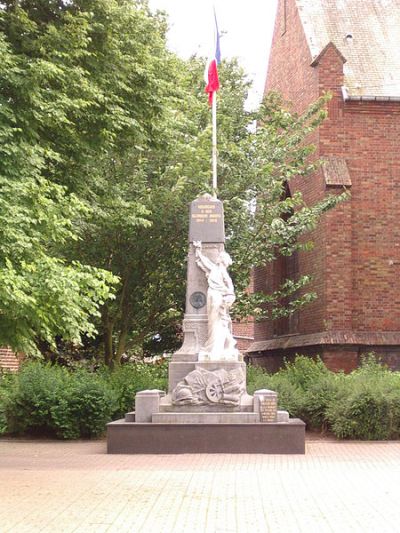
[212,91,217,195]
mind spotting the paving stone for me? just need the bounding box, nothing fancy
[0,438,399,532]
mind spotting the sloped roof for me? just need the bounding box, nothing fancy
[296,0,400,97]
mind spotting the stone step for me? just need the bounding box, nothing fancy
[152,412,260,424]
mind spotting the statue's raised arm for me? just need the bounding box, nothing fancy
[193,241,215,274]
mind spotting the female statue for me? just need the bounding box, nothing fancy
[193,241,239,361]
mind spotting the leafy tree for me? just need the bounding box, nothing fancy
[0,11,121,354]
[0,0,195,361]
[0,175,117,355]
[0,1,346,363]
[72,55,346,364]
[0,0,173,354]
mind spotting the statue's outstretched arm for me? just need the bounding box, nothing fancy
[193,240,215,273]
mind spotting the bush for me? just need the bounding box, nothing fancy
[1,354,400,440]
[279,355,330,390]
[105,360,168,419]
[300,374,344,430]
[270,376,304,417]
[5,362,68,436]
[0,371,15,435]
[0,360,168,438]
[248,354,400,439]
[326,356,400,440]
[4,362,116,439]
[327,387,394,440]
[247,356,336,421]
[50,371,117,439]
[246,364,274,394]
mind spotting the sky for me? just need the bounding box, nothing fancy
[148,0,279,109]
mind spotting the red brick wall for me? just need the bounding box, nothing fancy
[255,0,327,339]
[343,102,400,331]
[250,0,400,372]
[265,0,319,114]
[317,41,400,332]
[316,44,353,331]
[0,347,20,372]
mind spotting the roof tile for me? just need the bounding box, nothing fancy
[296,0,400,97]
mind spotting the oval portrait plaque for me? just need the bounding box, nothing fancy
[190,291,207,309]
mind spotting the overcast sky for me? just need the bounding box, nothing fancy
[148,0,279,109]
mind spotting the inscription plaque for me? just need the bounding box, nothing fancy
[189,195,225,243]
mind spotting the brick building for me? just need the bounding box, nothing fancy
[0,347,20,372]
[244,0,400,372]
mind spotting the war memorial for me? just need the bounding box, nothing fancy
[107,194,305,454]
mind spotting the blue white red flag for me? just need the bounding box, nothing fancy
[204,10,221,105]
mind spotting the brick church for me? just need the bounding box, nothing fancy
[240,0,400,372]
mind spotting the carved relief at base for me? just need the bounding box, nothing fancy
[172,366,245,406]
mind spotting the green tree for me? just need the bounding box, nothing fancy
[72,55,346,364]
[0,0,194,361]
[0,168,117,355]
[0,1,346,364]
[0,0,173,354]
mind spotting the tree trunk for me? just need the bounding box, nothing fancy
[102,309,114,368]
[115,326,129,365]
[112,272,131,366]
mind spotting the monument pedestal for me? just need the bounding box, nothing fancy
[107,357,305,454]
[107,194,305,454]
[107,418,305,454]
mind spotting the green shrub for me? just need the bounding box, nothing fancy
[2,354,400,441]
[354,353,390,376]
[247,355,400,438]
[5,362,68,435]
[5,362,116,439]
[246,364,274,395]
[2,360,168,438]
[0,371,15,435]
[279,355,330,390]
[50,371,117,439]
[326,357,400,440]
[327,387,391,440]
[246,363,304,417]
[386,389,400,439]
[299,373,344,430]
[104,361,168,420]
[270,376,304,417]
[247,357,336,421]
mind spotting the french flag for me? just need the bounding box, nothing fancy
[204,11,221,105]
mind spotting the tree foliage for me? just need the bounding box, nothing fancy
[0,1,346,363]
[0,175,116,354]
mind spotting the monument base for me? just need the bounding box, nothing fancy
[106,384,306,454]
[107,418,305,454]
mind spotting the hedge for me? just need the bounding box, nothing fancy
[0,360,168,439]
[1,354,399,440]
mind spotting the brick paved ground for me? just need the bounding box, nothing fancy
[0,437,399,532]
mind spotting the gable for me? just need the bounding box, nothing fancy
[296,0,400,98]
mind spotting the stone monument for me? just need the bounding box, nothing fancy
[107,194,305,453]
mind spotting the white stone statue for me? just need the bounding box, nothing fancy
[193,241,239,361]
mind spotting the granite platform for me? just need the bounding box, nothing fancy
[107,418,306,454]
